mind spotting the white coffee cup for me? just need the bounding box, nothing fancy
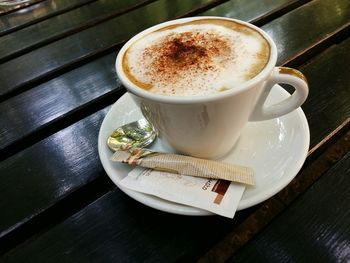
[116,17,308,159]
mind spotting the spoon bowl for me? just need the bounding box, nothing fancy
[107,119,157,151]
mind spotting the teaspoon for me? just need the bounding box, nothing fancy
[107,118,157,151]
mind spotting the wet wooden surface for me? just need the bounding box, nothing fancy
[0,0,349,261]
[0,0,97,36]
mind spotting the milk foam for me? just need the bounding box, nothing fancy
[123,20,269,96]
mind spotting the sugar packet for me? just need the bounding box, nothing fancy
[119,167,245,218]
[111,148,254,185]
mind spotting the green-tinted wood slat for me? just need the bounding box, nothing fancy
[0,107,109,237]
[0,53,119,154]
[2,187,249,262]
[202,0,299,22]
[0,28,349,258]
[0,0,45,15]
[0,0,97,36]
[0,0,224,100]
[0,0,155,62]
[0,0,349,155]
[261,0,350,65]
[299,38,350,147]
[229,151,350,263]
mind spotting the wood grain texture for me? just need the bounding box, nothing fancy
[0,0,45,15]
[0,107,110,236]
[0,0,155,62]
[276,122,350,206]
[0,0,96,36]
[228,151,350,263]
[198,198,285,263]
[0,53,122,158]
[1,187,248,262]
[199,129,350,263]
[261,0,350,65]
[300,38,350,147]
[202,0,308,26]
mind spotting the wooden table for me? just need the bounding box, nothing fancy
[0,0,349,262]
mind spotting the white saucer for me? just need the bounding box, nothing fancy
[98,85,310,215]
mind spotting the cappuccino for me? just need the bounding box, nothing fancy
[122,19,270,96]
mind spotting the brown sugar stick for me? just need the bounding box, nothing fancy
[110,148,254,186]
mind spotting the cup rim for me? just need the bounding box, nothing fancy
[115,16,277,104]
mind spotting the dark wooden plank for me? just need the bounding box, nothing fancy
[261,0,350,66]
[0,53,121,159]
[1,189,244,262]
[0,107,113,254]
[0,0,97,36]
[228,152,350,263]
[202,0,309,26]
[0,0,155,62]
[0,0,226,101]
[0,107,107,231]
[0,0,45,15]
[299,40,350,148]
[199,127,350,263]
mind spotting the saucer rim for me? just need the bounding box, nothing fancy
[98,87,310,215]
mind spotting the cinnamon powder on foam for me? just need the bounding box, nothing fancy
[123,21,269,96]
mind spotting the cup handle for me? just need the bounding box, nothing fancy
[249,67,309,121]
